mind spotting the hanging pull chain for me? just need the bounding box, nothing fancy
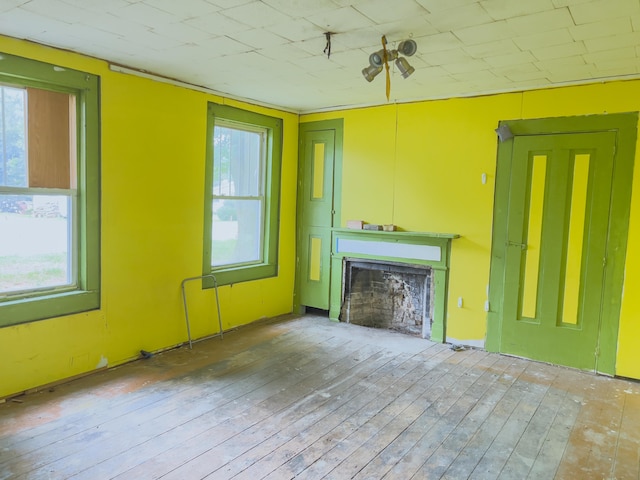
[382,35,390,101]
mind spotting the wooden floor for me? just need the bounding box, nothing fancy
[1,315,639,480]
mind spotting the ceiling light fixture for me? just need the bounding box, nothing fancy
[362,36,417,100]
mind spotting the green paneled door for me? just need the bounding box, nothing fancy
[297,129,336,310]
[500,132,616,370]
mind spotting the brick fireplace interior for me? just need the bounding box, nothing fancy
[340,258,434,339]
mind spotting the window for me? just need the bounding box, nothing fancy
[0,53,100,327]
[204,104,282,286]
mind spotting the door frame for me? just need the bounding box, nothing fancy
[486,112,638,375]
[294,118,344,313]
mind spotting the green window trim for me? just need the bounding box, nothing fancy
[0,52,101,327]
[203,103,282,287]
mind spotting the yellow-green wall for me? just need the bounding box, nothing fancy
[0,36,298,398]
[302,82,640,379]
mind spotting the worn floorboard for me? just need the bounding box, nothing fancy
[1,314,639,480]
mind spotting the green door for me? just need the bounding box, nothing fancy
[500,132,616,370]
[297,128,336,310]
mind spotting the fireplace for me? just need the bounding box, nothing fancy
[341,259,434,338]
[329,228,458,343]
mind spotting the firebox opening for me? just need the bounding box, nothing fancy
[340,258,434,339]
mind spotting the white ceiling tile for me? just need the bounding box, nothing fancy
[443,58,491,73]
[325,49,369,68]
[422,47,474,66]
[353,0,428,24]
[195,36,253,58]
[117,2,182,26]
[493,63,546,81]
[228,51,285,71]
[415,0,480,14]
[230,28,289,49]
[184,11,251,36]
[532,41,587,60]
[265,18,321,42]
[463,39,521,58]
[504,70,549,82]
[220,2,289,28]
[569,0,640,25]
[295,54,344,73]
[535,54,587,72]
[450,68,499,83]
[584,31,640,53]
[0,8,69,37]
[513,28,574,51]
[571,17,633,41]
[583,46,637,64]
[418,65,451,78]
[207,0,254,8]
[150,22,212,43]
[480,0,555,21]
[453,20,514,45]
[262,0,337,17]
[256,43,313,61]
[506,8,575,36]
[306,6,375,32]
[414,32,464,53]
[20,0,94,24]
[330,29,386,52]
[371,16,437,39]
[0,1,30,14]
[594,64,639,77]
[426,3,493,31]
[484,50,536,67]
[551,0,592,7]
[544,63,595,82]
[144,0,220,18]
[62,0,131,13]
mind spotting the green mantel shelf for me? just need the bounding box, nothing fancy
[332,228,460,239]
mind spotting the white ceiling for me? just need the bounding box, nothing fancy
[1,0,639,112]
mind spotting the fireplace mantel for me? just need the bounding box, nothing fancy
[330,228,460,343]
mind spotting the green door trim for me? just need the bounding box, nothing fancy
[486,112,638,375]
[294,119,344,313]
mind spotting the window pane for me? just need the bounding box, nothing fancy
[0,194,72,294]
[212,198,262,267]
[213,125,262,197]
[0,86,27,187]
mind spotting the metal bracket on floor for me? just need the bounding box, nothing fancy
[180,274,223,349]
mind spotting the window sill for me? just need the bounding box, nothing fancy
[0,289,100,328]
[205,263,278,287]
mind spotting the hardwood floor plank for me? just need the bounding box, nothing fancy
[5,327,358,479]
[611,389,640,480]
[159,346,396,479]
[262,345,453,480]
[204,353,423,479]
[113,340,386,479]
[439,357,530,480]
[358,352,503,479]
[402,355,515,479]
[554,375,627,480]
[322,349,489,479]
